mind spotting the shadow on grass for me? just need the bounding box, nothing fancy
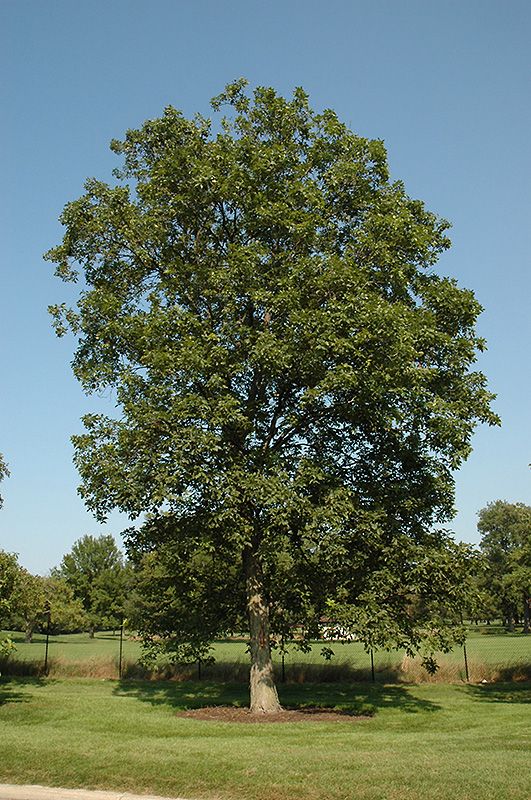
[5,632,44,645]
[0,656,47,677]
[113,679,441,717]
[0,676,49,706]
[465,682,531,704]
[6,632,73,646]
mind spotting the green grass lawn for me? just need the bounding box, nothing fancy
[0,676,529,800]
[2,628,530,683]
[3,630,142,662]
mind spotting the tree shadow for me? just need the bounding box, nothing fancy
[6,632,41,645]
[113,679,441,717]
[0,676,49,706]
[281,683,441,714]
[464,682,531,704]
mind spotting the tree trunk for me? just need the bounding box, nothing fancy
[244,546,282,714]
[24,624,33,644]
[89,626,95,639]
[523,592,530,635]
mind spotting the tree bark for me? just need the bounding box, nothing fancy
[24,624,33,644]
[244,546,282,714]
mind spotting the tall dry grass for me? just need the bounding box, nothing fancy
[1,653,529,683]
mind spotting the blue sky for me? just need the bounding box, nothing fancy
[1,0,529,573]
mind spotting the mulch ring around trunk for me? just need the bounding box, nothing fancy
[176,706,372,723]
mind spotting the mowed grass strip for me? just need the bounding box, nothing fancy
[0,677,529,800]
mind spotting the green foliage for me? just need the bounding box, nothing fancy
[324,533,473,654]
[43,576,88,635]
[0,551,19,620]
[127,518,245,664]
[4,566,87,641]
[48,82,498,668]
[478,500,531,631]
[55,534,127,634]
[0,550,20,657]
[8,569,46,641]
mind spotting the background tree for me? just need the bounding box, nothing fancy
[55,534,127,636]
[48,81,498,712]
[6,573,87,640]
[43,576,87,635]
[464,551,499,625]
[0,551,19,623]
[9,569,46,642]
[0,550,20,657]
[478,500,531,633]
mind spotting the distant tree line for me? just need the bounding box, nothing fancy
[0,535,131,641]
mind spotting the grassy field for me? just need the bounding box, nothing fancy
[0,676,529,800]
[2,628,530,683]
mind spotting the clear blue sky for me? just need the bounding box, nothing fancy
[1,0,529,574]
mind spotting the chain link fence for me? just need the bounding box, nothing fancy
[1,621,530,682]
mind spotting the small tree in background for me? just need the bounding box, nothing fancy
[43,577,87,635]
[7,572,87,640]
[55,534,127,636]
[48,81,498,711]
[9,569,46,642]
[478,500,531,633]
[0,550,20,657]
[465,551,499,625]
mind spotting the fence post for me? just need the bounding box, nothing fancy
[460,612,470,682]
[43,604,51,676]
[118,617,124,679]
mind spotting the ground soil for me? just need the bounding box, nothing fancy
[175,706,371,723]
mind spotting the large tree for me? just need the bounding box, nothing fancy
[478,500,531,633]
[47,81,498,711]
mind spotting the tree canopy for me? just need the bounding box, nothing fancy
[47,80,498,711]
